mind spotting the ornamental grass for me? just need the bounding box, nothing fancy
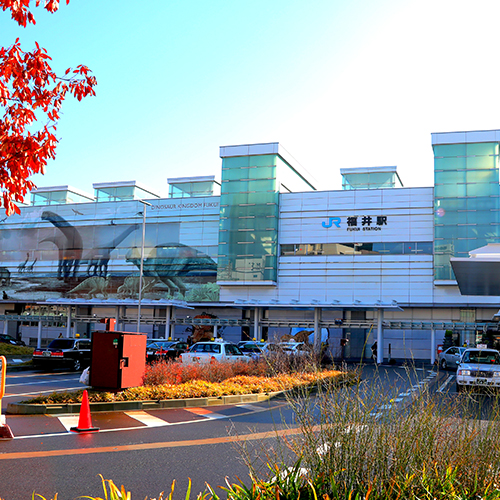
[236,367,500,500]
[21,367,347,404]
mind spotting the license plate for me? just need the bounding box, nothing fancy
[476,378,488,384]
[43,351,51,357]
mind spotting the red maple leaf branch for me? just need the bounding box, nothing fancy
[0,0,96,215]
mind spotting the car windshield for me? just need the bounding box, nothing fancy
[148,341,174,349]
[48,339,75,349]
[191,344,221,353]
[462,351,500,365]
[226,344,243,355]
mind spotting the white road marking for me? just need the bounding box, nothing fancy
[437,375,454,393]
[3,386,87,398]
[58,415,80,432]
[125,411,171,427]
[203,412,226,420]
[6,372,77,379]
[6,378,82,388]
[10,403,288,440]
[236,404,262,412]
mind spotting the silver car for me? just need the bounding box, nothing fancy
[456,348,500,392]
[439,346,466,370]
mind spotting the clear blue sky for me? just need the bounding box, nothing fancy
[3,0,500,199]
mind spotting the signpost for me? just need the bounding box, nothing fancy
[0,356,14,439]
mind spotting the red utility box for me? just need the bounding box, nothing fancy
[90,331,147,390]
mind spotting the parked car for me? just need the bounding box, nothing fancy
[237,341,265,357]
[439,346,466,370]
[146,340,188,363]
[0,333,25,346]
[258,342,310,358]
[180,341,250,364]
[32,338,91,371]
[456,348,500,392]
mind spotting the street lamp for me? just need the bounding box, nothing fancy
[137,200,152,333]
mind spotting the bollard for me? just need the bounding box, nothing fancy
[0,356,14,439]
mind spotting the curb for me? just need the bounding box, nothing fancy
[6,391,284,415]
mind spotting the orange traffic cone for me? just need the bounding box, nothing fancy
[0,415,14,439]
[70,390,99,433]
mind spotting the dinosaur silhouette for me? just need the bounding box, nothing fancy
[0,267,10,286]
[26,258,37,273]
[69,276,109,299]
[17,253,29,274]
[85,224,138,277]
[125,243,217,296]
[41,211,83,280]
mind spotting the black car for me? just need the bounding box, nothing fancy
[32,338,91,371]
[146,340,188,363]
[0,334,26,346]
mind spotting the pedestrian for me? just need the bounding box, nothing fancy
[371,341,377,362]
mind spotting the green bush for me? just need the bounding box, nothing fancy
[0,343,33,356]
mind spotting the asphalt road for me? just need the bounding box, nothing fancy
[0,364,467,500]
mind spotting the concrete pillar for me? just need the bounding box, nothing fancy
[66,306,72,338]
[377,309,384,364]
[3,320,7,335]
[170,307,176,339]
[430,327,436,365]
[37,320,42,349]
[165,306,171,340]
[213,324,218,339]
[313,307,322,353]
[115,306,120,332]
[253,307,260,341]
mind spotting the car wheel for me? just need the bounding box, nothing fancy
[72,358,82,371]
[441,359,447,370]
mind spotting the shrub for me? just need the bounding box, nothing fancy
[142,359,268,386]
[242,369,500,500]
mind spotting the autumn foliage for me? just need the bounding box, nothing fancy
[0,0,96,215]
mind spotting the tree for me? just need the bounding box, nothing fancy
[0,0,96,215]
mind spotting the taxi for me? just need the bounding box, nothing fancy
[180,340,250,364]
[456,348,500,392]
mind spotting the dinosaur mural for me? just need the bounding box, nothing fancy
[68,276,109,299]
[41,211,83,280]
[125,243,217,296]
[85,224,138,277]
[191,313,218,342]
[0,267,10,286]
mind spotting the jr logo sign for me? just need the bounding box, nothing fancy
[321,217,341,228]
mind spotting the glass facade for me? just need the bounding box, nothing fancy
[94,185,159,202]
[281,241,433,256]
[217,154,279,283]
[434,142,500,280]
[32,190,93,206]
[342,170,403,190]
[169,181,219,198]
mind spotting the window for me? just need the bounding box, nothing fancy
[280,242,433,256]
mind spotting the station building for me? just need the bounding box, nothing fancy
[2,129,500,363]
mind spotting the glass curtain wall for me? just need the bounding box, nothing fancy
[434,142,500,280]
[217,155,279,283]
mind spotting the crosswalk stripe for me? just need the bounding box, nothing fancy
[58,415,80,432]
[125,411,171,427]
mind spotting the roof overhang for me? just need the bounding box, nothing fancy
[42,298,193,309]
[451,257,500,296]
[231,300,403,311]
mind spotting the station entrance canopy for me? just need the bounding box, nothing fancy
[451,244,500,296]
